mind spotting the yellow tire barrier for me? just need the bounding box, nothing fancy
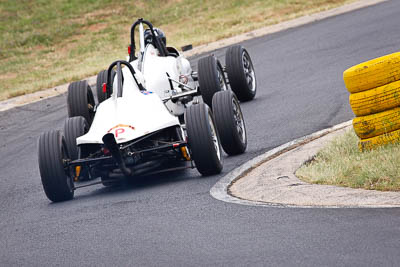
[349,80,400,116]
[353,107,400,139]
[343,52,400,93]
[358,128,400,151]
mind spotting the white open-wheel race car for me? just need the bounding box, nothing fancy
[38,18,257,202]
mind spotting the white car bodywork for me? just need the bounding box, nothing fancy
[76,77,180,145]
[140,44,195,115]
[77,49,190,145]
[77,21,197,146]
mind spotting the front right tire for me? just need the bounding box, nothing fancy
[185,103,223,176]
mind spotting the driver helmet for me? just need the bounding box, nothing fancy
[144,28,166,46]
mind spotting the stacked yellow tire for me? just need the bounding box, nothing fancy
[343,52,400,151]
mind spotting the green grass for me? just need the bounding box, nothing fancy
[296,129,400,191]
[0,0,356,100]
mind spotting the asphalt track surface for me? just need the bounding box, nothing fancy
[1,1,400,266]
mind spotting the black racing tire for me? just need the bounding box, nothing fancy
[198,55,227,108]
[96,69,116,103]
[225,45,257,101]
[38,130,74,202]
[63,116,89,160]
[212,91,247,155]
[185,103,223,176]
[67,80,95,125]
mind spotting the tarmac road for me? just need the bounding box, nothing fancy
[1,1,400,265]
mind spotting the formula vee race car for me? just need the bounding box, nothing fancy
[38,18,257,202]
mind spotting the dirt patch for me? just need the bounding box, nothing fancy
[85,23,108,32]
[0,72,17,80]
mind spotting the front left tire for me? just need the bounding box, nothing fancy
[63,116,89,160]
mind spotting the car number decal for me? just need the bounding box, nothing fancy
[107,124,135,138]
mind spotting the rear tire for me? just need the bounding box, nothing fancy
[63,116,89,160]
[225,45,257,101]
[185,103,223,176]
[67,80,95,125]
[96,69,115,103]
[38,131,74,202]
[198,55,227,108]
[212,91,247,155]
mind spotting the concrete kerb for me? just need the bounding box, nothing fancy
[211,120,400,208]
[0,0,388,113]
[210,121,356,208]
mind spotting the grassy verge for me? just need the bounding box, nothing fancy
[296,128,400,191]
[0,0,356,101]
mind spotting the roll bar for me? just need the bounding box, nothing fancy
[105,60,145,97]
[128,18,167,62]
